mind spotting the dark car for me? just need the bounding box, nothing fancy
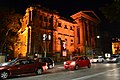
[0,58,48,79]
[106,54,120,63]
[37,57,54,69]
[64,56,91,70]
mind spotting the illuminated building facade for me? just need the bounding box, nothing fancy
[112,38,120,54]
[14,5,100,60]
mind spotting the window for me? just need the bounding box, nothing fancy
[58,23,61,27]
[64,25,68,29]
[39,15,42,20]
[44,16,48,22]
[71,40,73,45]
[70,26,73,30]
[49,16,53,23]
[48,34,51,40]
[77,27,80,44]
[43,34,47,41]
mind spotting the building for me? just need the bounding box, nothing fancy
[14,5,101,61]
[112,38,120,54]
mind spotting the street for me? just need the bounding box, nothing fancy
[7,63,120,80]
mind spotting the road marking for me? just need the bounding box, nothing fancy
[72,67,120,80]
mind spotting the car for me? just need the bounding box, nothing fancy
[37,57,55,69]
[0,57,48,79]
[90,56,105,63]
[106,54,120,63]
[64,56,91,70]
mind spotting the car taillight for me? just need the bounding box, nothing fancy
[70,62,75,65]
[46,63,48,66]
[64,62,66,65]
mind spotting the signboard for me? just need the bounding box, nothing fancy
[62,50,67,56]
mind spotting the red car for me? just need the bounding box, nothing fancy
[0,58,48,79]
[64,56,91,70]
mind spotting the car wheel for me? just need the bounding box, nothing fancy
[0,71,9,79]
[97,60,99,63]
[88,63,91,68]
[48,65,53,69]
[36,68,43,75]
[74,64,79,70]
[102,60,104,63]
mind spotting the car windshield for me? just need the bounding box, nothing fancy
[72,57,78,61]
[0,62,11,66]
[0,58,18,66]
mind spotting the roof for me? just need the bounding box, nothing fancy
[81,10,101,21]
[71,10,101,23]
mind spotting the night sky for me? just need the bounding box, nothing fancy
[0,0,118,37]
[0,0,110,17]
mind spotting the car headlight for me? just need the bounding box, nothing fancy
[70,62,76,65]
[112,58,117,61]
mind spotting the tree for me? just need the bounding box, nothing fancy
[0,7,23,54]
[100,0,120,23]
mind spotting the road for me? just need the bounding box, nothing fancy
[7,63,120,80]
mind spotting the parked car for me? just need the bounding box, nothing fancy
[90,56,105,63]
[0,57,48,79]
[64,56,91,70]
[37,57,55,69]
[106,54,120,63]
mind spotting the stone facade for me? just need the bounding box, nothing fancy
[14,5,100,60]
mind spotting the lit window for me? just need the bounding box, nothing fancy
[43,34,47,41]
[63,41,66,49]
[65,39,67,45]
[48,34,51,40]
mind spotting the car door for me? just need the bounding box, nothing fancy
[84,57,90,66]
[20,60,36,73]
[81,57,87,67]
[8,62,22,75]
[15,60,29,74]
[10,60,27,75]
[77,57,84,67]
[13,59,35,74]
[26,59,36,73]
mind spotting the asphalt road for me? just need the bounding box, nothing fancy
[7,63,120,80]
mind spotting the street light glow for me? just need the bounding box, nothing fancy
[97,36,100,39]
